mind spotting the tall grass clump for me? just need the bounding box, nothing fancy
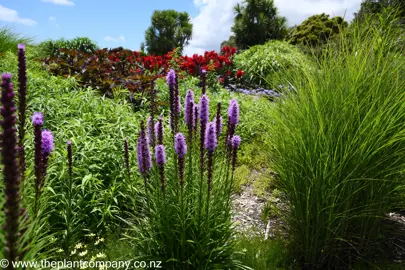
[269,10,405,269]
[0,27,32,55]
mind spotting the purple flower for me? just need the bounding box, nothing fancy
[216,116,223,136]
[204,122,217,152]
[137,124,151,175]
[193,103,199,127]
[1,72,20,263]
[31,112,43,126]
[184,90,194,126]
[155,145,166,167]
[154,116,164,145]
[177,96,182,113]
[228,99,239,126]
[147,117,153,145]
[199,94,209,125]
[18,44,26,51]
[174,133,187,158]
[166,69,176,87]
[41,130,54,156]
[231,135,241,149]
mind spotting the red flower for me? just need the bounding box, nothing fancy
[236,69,244,79]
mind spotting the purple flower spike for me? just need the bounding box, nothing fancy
[31,112,44,126]
[228,99,239,126]
[193,104,199,127]
[147,117,153,145]
[184,90,194,126]
[137,123,152,175]
[2,73,12,80]
[166,69,176,87]
[41,130,54,156]
[205,122,217,152]
[18,44,26,51]
[174,133,187,158]
[155,145,166,167]
[231,135,241,149]
[199,94,209,125]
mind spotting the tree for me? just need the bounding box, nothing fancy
[354,0,405,23]
[230,0,288,50]
[144,10,192,55]
[220,36,237,51]
[288,13,348,47]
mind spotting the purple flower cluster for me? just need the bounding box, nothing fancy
[41,130,54,156]
[204,122,217,152]
[155,145,166,167]
[199,95,209,125]
[31,112,44,126]
[1,73,20,263]
[184,90,194,127]
[228,99,239,126]
[137,123,152,175]
[174,133,187,158]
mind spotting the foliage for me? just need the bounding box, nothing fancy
[354,0,405,23]
[231,0,288,50]
[268,12,405,268]
[0,27,33,55]
[38,37,99,57]
[42,46,242,96]
[288,13,348,47]
[234,40,313,88]
[144,10,192,55]
[235,235,289,270]
[0,50,145,260]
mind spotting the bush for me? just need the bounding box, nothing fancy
[234,40,312,89]
[268,12,405,268]
[38,37,98,57]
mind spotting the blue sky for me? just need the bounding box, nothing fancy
[0,0,363,55]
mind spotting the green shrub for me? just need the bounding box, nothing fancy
[234,40,312,88]
[269,12,405,268]
[233,165,250,193]
[38,37,98,57]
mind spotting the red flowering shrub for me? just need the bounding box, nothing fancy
[42,46,242,98]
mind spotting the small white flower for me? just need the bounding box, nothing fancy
[56,248,64,253]
[75,242,83,249]
[71,249,77,255]
[79,250,88,257]
[96,252,106,258]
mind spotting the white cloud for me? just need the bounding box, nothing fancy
[0,5,37,26]
[104,35,126,42]
[42,0,75,6]
[49,16,56,21]
[183,0,363,55]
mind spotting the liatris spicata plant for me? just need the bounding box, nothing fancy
[137,121,151,189]
[147,117,153,146]
[40,130,54,186]
[155,144,166,192]
[155,116,164,145]
[124,138,130,176]
[204,122,217,193]
[17,44,27,180]
[199,94,209,175]
[129,77,243,268]
[226,99,239,148]
[193,103,199,133]
[167,69,178,132]
[201,69,207,95]
[230,135,241,171]
[215,102,222,139]
[32,112,43,216]
[1,73,21,265]
[174,133,187,187]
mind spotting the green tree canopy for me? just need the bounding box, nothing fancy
[144,10,192,55]
[354,0,405,23]
[288,13,348,47]
[230,0,288,50]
